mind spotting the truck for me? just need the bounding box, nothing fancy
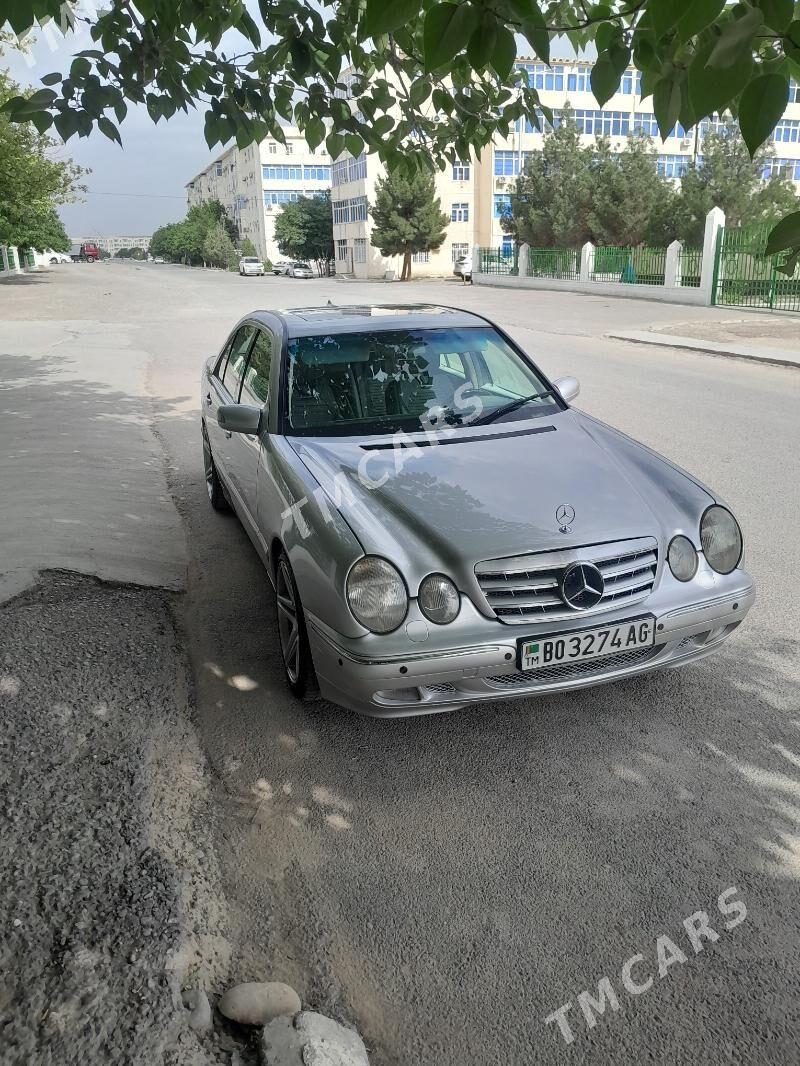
[70,242,101,262]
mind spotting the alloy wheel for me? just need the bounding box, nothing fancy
[276,559,300,684]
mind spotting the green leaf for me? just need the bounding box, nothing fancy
[467,17,497,69]
[373,114,395,136]
[28,111,53,133]
[707,7,764,69]
[738,73,789,154]
[521,6,549,63]
[649,0,694,37]
[689,41,753,117]
[653,76,682,140]
[755,0,793,33]
[54,109,80,142]
[364,0,422,37]
[98,115,122,145]
[765,210,800,254]
[326,131,345,158]
[344,133,364,157]
[409,80,431,106]
[40,72,62,86]
[491,26,517,78]
[591,43,630,107]
[24,88,58,111]
[424,3,481,72]
[777,248,800,276]
[675,0,726,43]
[305,115,326,150]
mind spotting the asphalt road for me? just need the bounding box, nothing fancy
[2,262,800,1065]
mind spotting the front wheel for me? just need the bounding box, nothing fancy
[202,422,229,512]
[275,552,317,699]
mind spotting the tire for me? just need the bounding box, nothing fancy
[275,551,317,699]
[201,421,230,512]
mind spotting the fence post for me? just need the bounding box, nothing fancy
[518,243,529,278]
[579,242,594,282]
[0,245,9,273]
[9,246,22,273]
[472,243,482,278]
[700,207,725,305]
[666,240,682,289]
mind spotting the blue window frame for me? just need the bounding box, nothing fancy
[303,165,331,181]
[452,161,470,181]
[774,119,800,143]
[451,202,469,222]
[493,194,511,218]
[657,155,690,177]
[501,236,513,257]
[262,164,302,180]
[264,189,301,205]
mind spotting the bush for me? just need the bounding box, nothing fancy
[264,258,273,272]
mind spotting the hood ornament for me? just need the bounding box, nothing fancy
[556,503,575,534]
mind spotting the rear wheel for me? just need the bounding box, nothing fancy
[275,552,317,699]
[202,421,229,512]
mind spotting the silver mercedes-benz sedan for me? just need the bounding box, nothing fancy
[201,304,754,717]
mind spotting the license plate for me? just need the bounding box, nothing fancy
[518,616,655,671]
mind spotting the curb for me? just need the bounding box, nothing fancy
[607,329,800,370]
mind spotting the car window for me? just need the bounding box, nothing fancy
[286,326,559,436]
[240,329,272,407]
[222,325,256,398]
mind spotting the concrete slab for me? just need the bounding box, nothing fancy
[608,329,800,368]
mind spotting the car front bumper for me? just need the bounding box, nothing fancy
[306,569,755,717]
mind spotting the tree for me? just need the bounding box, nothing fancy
[240,237,258,258]
[370,171,447,280]
[504,110,593,249]
[587,133,677,247]
[0,70,83,250]
[115,247,131,258]
[149,200,237,265]
[130,246,145,260]
[202,219,237,269]
[4,1,800,264]
[274,191,334,275]
[674,120,799,244]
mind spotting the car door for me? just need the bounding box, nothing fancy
[206,323,256,485]
[227,326,274,520]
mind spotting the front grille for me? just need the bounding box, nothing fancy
[476,537,658,624]
[485,645,658,687]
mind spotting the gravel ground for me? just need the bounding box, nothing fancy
[0,573,237,1066]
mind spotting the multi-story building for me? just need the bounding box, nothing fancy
[69,235,151,254]
[185,129,331,262]
[332,59,800,278]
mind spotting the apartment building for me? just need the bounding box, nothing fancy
[332,58,800,278]
[69,235,151,254]
[185,129,331,262]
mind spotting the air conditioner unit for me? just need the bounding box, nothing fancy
[680,139,692,150]
[496,177,506,187]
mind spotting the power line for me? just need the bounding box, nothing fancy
[81,190,186,199]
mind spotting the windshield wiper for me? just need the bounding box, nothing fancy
[472,389,558,427]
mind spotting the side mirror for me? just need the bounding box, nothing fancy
[553,375,580,404]
[217,404,262,434]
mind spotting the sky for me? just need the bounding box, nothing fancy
[4,27,214,238]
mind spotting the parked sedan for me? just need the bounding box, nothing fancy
[239,256,265,276]
[286,261,314,278]
[200,304,754,717]
[272,260,293,275]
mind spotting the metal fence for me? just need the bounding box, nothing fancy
[677,247,703,288]
[526,247,581,280]
[713,225,800,312]
[478,247,517,275]
[592,246,668,285]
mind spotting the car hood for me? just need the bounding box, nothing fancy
[288,410,714,592]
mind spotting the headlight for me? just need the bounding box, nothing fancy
[346,556,408,633]
[701,505,743,575]
[418,574,460,624]
[668,535,698,582]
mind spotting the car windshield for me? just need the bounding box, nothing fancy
[242,257,259,263]
[285,326,561,436]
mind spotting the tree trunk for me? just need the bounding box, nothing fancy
[401,250,411,281]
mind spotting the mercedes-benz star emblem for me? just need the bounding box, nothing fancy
[561,562,605,610]
[556,503,576,533]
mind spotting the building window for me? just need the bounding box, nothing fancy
[262,164,303,180]
[332,195,368,224]
[264,189,302,205]
[214,162,223,176]
[518,62,565,92]
[566,65,592,93]
[336,238,349,261]
[451,202,469,222]
[774,118,800,143]
[332,153,367,186]
[354,238,367,263]
[493,194,511,218]
[632,113,686,139]
[451,243,469,262]
[762,157,800,180]
[268,142,277,154]
[656,155,690,178]
[452,161,470,181]
[412,251,430,263]
[791,80,800,104]
[501,236,513,257]
[285,143,293,154]
[494,150,535,176]
[303,164,331,181]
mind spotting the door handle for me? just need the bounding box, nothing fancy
[205,393,212,405]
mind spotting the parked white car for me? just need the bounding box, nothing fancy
[34,249,72,266]
[272,260,293,275]
[239,256,265,276]
[286,261,314,278]
[453,254,472,281]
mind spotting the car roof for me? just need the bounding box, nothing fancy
[249,304,492,338]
